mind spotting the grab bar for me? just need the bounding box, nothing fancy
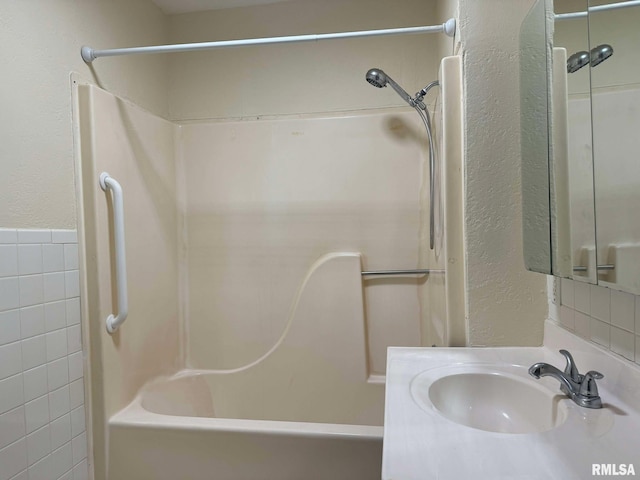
[100,172,128,333]
[361,269,445,276]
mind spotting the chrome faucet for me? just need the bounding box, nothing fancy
[529,349,604,409]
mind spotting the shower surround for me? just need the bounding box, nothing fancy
[76,55,462,479]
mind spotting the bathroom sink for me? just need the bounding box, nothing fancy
[411,367,568,434]
[382,321,640,480]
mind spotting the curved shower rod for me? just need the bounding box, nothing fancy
[81,18,456,63]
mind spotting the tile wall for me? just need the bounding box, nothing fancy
[0,229,88,480]
[552,277,640,365]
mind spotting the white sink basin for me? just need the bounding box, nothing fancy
[411,367,568,434]
[382,321,640,480]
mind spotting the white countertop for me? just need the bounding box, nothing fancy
[382,321,640,479]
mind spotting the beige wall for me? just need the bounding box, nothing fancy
[167,0,441,120]
[458,0,548,346]
[0,0,169,229]
[78,85,181,480]
[181,111,426,374]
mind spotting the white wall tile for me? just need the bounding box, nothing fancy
[9,470,28,480]
[27,453,51,480]
[0,245,18,278]
[0,310,21,346]
[50,414,71,451]
[24,396,49,435]
[635,297,640,335]
[636,336,640,365]
[42,244,64,274]
[611,326,635,362]
[46,330,68,362]
[68,380,84,411]
[0,277,20,312]
[51,231,77,245]
[0,374,24,415]
[49,386,70,421]
[560,278,574,307]
[23,366,48,403]
[65,299,80,327]
[71,433,86,466]
[67,353,83,383]
[63,245,78,272]
[64,272,79,299]
[17,245,42,276]
[0,406,26,450]
[72,459,88,480]
[47,359,69,392]
[66,326,81,355]
[26,425,50,465]
[45,301,66,332]
[0,229,87,480]
[21,335,46,371]
[0,342,23,381]
[43,273,66,304]
[559,305,574,331]
[589,285,610,323]
[611,289,635,332]
[18,275,43,308]
[0,229,18,245]
[20,305,45,339]
[574,281,590,314]
[69,406,85,438]
[591,318,611,349]
[17,231,51,245]
[0,438,27,480]
[51,442,72,480]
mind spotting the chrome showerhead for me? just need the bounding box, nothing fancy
[365,67,415,107]
[365,68,387,88]
[567,51,590,73]
[590,44,613,68]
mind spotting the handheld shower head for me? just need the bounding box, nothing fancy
[590,44,613,68]
[567,51,590,73]
[365,68,387,88]
[365,68,415,107]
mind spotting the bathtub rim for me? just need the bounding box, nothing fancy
[110,371,384,441]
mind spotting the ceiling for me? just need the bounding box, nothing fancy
[152,0,293,14]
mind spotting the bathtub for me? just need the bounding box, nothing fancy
[107,253,386,479]
[108,371,384,480]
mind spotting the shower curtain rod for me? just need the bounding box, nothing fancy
[81,18,456,63]
[555,0,640,20]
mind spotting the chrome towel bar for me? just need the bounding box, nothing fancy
[361,269,445,277]
[100,172,128,334]
[572,265,615,272]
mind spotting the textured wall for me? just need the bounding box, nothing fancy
[458,0,547,346]
[0,0,169,229]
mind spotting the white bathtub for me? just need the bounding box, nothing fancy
[107,253,385,479]
[108,371,384,480]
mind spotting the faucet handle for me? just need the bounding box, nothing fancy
[559,349,583,383]
[579,370,604,397]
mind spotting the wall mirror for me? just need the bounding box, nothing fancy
[551,0,598,283]
[524,0,640,295]
[589,0,640,294]
[520,0,552,275]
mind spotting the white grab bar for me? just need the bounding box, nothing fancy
[99,172,128,333]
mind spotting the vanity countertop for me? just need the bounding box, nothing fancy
[382,321,640,480]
